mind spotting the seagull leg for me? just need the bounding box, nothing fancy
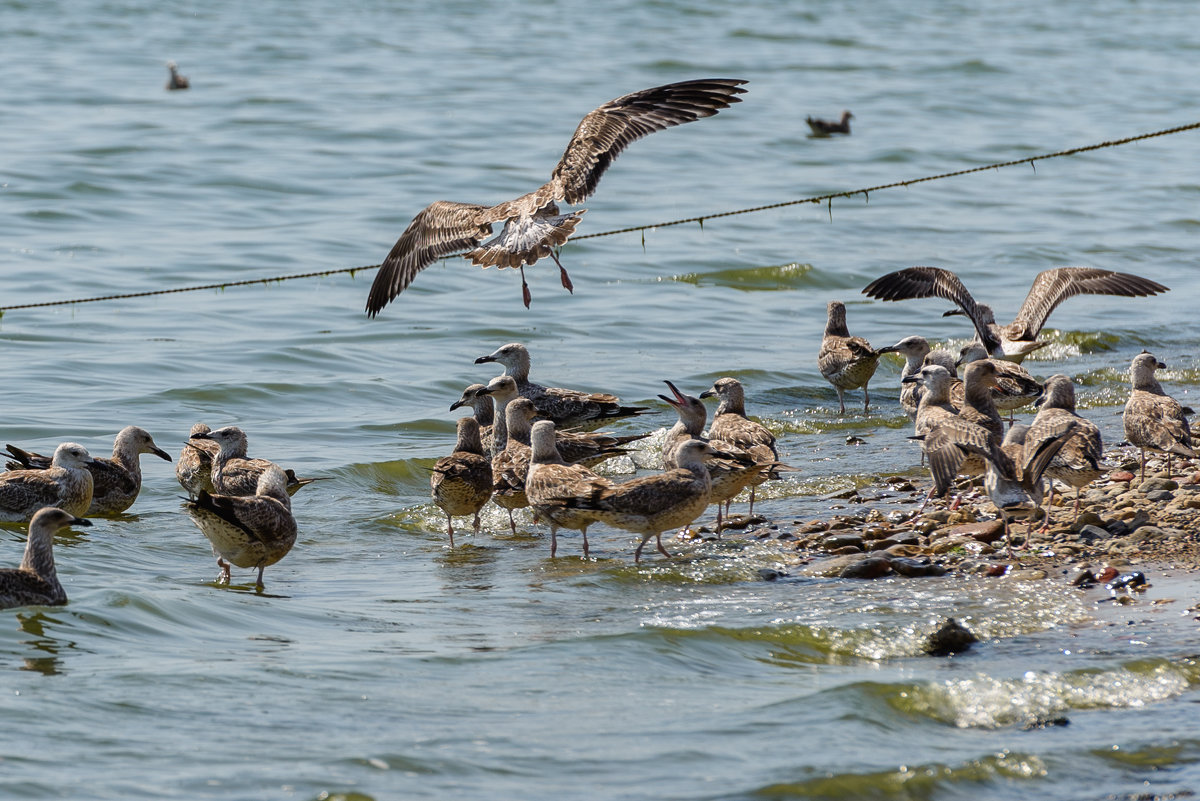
[472,512,481,535]
[836,388,846,415]
[549,250,574,294]
[519,266,532,308]
[863,385,870,412]
[550,526,558,558]
[447,515,456,548]
[635,536,650,563]
[581,528,590,559]
[255,566,266,590]
[216,557,231,584]
[655,533,673,559]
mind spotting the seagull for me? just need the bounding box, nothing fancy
[525,420,614,558]
[177,423,220,499]
[449,384,495,454]
[430,417,493,547]
[1028,374,1103,527]
[699,377,790,517]
[805,110,853,136]
[818,301,885,413]
[489,397,538,534]
[862,266,1168,362]
[190,426,320,497]
[185,465,298,589]
[0,443,94,522]
[475,343,647,430]
[1123,351,1195,480]
[6,426,171,516]
[165,60,189,90]
[0,508,90,610]
[364,78,747,315]
[955,342,1043,416]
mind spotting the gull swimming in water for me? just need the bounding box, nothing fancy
[177,423,220,499]
[0,508,90,610]
[525,420,614,558]
[1123,351,1196,480]
[365,78,747,315]
[430,417,493,547]
[6,426,171,516]
[165,60,189,90]
[190,426,320,497]
[0,443,94,522]
[476,343,647,430]
[185,464,298,589]
[805,110,853,136]
[818,301,885,413]
[555,438,722,562]
[863,266,1168,362]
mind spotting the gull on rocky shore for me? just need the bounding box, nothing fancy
[1123,351,1196,480]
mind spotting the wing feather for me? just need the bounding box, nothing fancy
[1009,267,1169,339]
[862,267,999,352]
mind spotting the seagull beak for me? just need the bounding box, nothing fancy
[901,374,922,384]
[699,389,717,399]
[70,516,93,528]
[190,431,213,441]
[152,446,173,462]
[474,355,497,365]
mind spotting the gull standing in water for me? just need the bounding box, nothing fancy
[365,78,747,315]
[1123,351,1196,480]
[0,443,94,522]
[0,508,90,610]
[190,426,320,497]
[818,301,885,413]
[863,266,1168,362]
[698,377,790,519]
[430,417,493,547]
[177,423,220,499]
[6,426,171,516]
[475,343,647,430]
[525,421,614,558]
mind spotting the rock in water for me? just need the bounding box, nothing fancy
[923,617,978,656]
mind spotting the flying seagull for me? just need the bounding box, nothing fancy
[365,78,747,316]
[862,266,1168,362]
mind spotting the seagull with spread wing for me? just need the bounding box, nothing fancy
[862,266,1168,362]
[365,78,747,316]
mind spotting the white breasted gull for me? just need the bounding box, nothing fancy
[805,110,852,136]
[190,426,320,497]
[863,266,1168,363]
[0,443,94,523]
[6,426,171,516]
[177,423,220,499]
[364,78,746,315]
[430,417,493,547]
[0,508,90,610]
[525,420,614,558]
[1123,351,1196,480]
[475,342,647,430]
[818,301,885,413]
[185,464,298,589]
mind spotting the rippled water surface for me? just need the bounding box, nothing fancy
[2,0,1200,798]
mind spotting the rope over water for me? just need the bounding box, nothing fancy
[3,121,1197,314]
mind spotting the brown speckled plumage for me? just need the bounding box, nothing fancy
[524,420,614,558]
[365,79,746,315]
[449,383,496,454]
[1029,375,1103,524]
[190,426,318,498]
[475,343,647,430]
[0,508,90,609]
[431,418,493,547]
[700,377,785,517]
[185,465,297,589]
[818,301,883,413]
[0,443,94,523]
[177,423,219,499]
[1123,351,1195,479]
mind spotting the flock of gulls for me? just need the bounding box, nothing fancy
[2,77,1190,609]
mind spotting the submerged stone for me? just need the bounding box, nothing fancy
[923,618,978,656]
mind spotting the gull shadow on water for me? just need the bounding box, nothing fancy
[434,543,499,592]
[12,612,72,676]
[200,579,291,600]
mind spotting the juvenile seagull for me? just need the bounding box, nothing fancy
[0,443,94,522]
[0,508,90,610]
[1028,374,1103,527]
[190,426,319,497]
[185,465,298,589]
[525,420,614,558]
[904,364,960,439]
[805,110,853,136]
[489,398,538,535]
[955,342,1043,416]
[818,301,884,413]
[660,379,777,530]
[365,78,747,315]
[449,384,495,454]
[431,417,493,547]
[986,421,1080,553]
[165,60,189,90]
[700,377,789,517]
[502,390,635,468]
[863,266,1168,362]
[476,342,647,430]
[6,426,171,516]
[557,438,722,562]
[1123,351,1196,480]
[177,423,220,499]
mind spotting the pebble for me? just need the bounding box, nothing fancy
[923,618,978,656]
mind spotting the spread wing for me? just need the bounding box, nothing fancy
[550,78,747,205]
[366,200,495,316]
[1010,267,1169,340]
[862,266,1000,352]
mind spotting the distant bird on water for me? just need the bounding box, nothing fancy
[863,266,1168,363]
[818,300,885,413]
[1123,351,1196,480]
[364,78,747,315]
[165,61,189,90]
[0,508,90,610]
[805,110,852,136]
